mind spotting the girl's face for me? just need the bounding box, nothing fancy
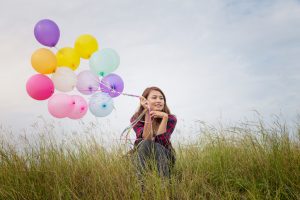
[147,90,165,111]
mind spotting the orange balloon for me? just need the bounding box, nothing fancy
[31,48,57,74]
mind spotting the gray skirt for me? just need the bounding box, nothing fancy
[131,140,176,178]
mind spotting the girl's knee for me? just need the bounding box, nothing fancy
[139,140,154,148]
[137,140,154,155]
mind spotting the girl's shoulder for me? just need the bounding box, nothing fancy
[168,114,177,122]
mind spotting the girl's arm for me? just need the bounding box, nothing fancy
[156,115,168,135]
[142,111,153,140]
[150,111,169,135]
[140,97,154,140]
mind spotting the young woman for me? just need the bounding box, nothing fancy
[129,86,177,179]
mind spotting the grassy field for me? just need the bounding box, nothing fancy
[0,118,299,200]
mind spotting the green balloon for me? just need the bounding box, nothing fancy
[89,48,120,76]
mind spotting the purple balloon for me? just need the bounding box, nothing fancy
[34,19,60,47]
[100,73,124,98]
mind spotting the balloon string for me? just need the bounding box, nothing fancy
[99,79,140,98]
[79,89,140,98]
[120,107,153,148]
[80,73,151,146]
[86,76,141,98]
[96,78,149,145]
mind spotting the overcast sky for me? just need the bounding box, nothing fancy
[0,0,299,145]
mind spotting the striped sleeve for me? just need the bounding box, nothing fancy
[130,116,144,138]
[155,114,177,144]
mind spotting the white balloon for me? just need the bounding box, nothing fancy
[52,67,77,92]
[76,70,100,95]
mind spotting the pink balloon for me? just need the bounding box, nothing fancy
[26,74,54,100]
[68,95,88,119]
[48,94,75,118]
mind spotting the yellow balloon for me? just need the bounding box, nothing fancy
[74,34,98,59]
[31,48,57,74]
[56,47,80,70]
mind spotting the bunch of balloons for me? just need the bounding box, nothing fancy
[26,19,125,119]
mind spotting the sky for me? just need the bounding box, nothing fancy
[0,0,300,146]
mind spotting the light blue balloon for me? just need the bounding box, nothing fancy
[89,92,114,117]
[89,48,120,77]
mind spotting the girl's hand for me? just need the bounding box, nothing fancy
[150,111,168,119]
[140,96,149,109]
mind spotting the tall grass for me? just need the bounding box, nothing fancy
[0,117,299,199]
